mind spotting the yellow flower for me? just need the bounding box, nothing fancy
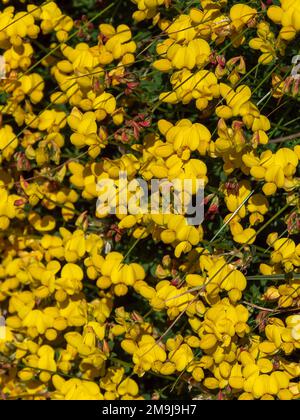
[287,316,300,341]
[230,4,257,31]
[243,148,299,196]
[214,119,245,155]
[59,229,85,262]
[118,377,139,398]
[159,118,211,156]
[168,343,194,372]
[38,110,67,132]
[38,345,57,383]
[23,309,54,337]
[2,8,39,45]
[39,2,73,41]
[100,367,141,399]
[19,73,45,104]
[154,38,211,71]
[52,375,103,400]
[68,108,97,148]
[99,252,145,296]
[251,372,290,400]
[99,24,136,64]
[249,22,277,65]
[268,1,300,41]
[130,335,167,375]
[224,180,252,218]
[28,212,56,233]
[0,188,23,230]
[92,92,117,120]
[68,108,106,157]
[56,263,84,296]
[272,238,296,263]
[233,227,257,245]
[131,0,166,22]
[159,69,220,111]
[216,84,252,119]
[196,299,250,352]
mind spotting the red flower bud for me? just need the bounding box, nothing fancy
[216,55,226,68]
[102,340,110,356]
[131,311,143,322]
[14,199,26,207]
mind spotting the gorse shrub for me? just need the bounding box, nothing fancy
[0,0,299,400]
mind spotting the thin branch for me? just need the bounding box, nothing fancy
[269,132,300,144]
[242,302,275,312]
